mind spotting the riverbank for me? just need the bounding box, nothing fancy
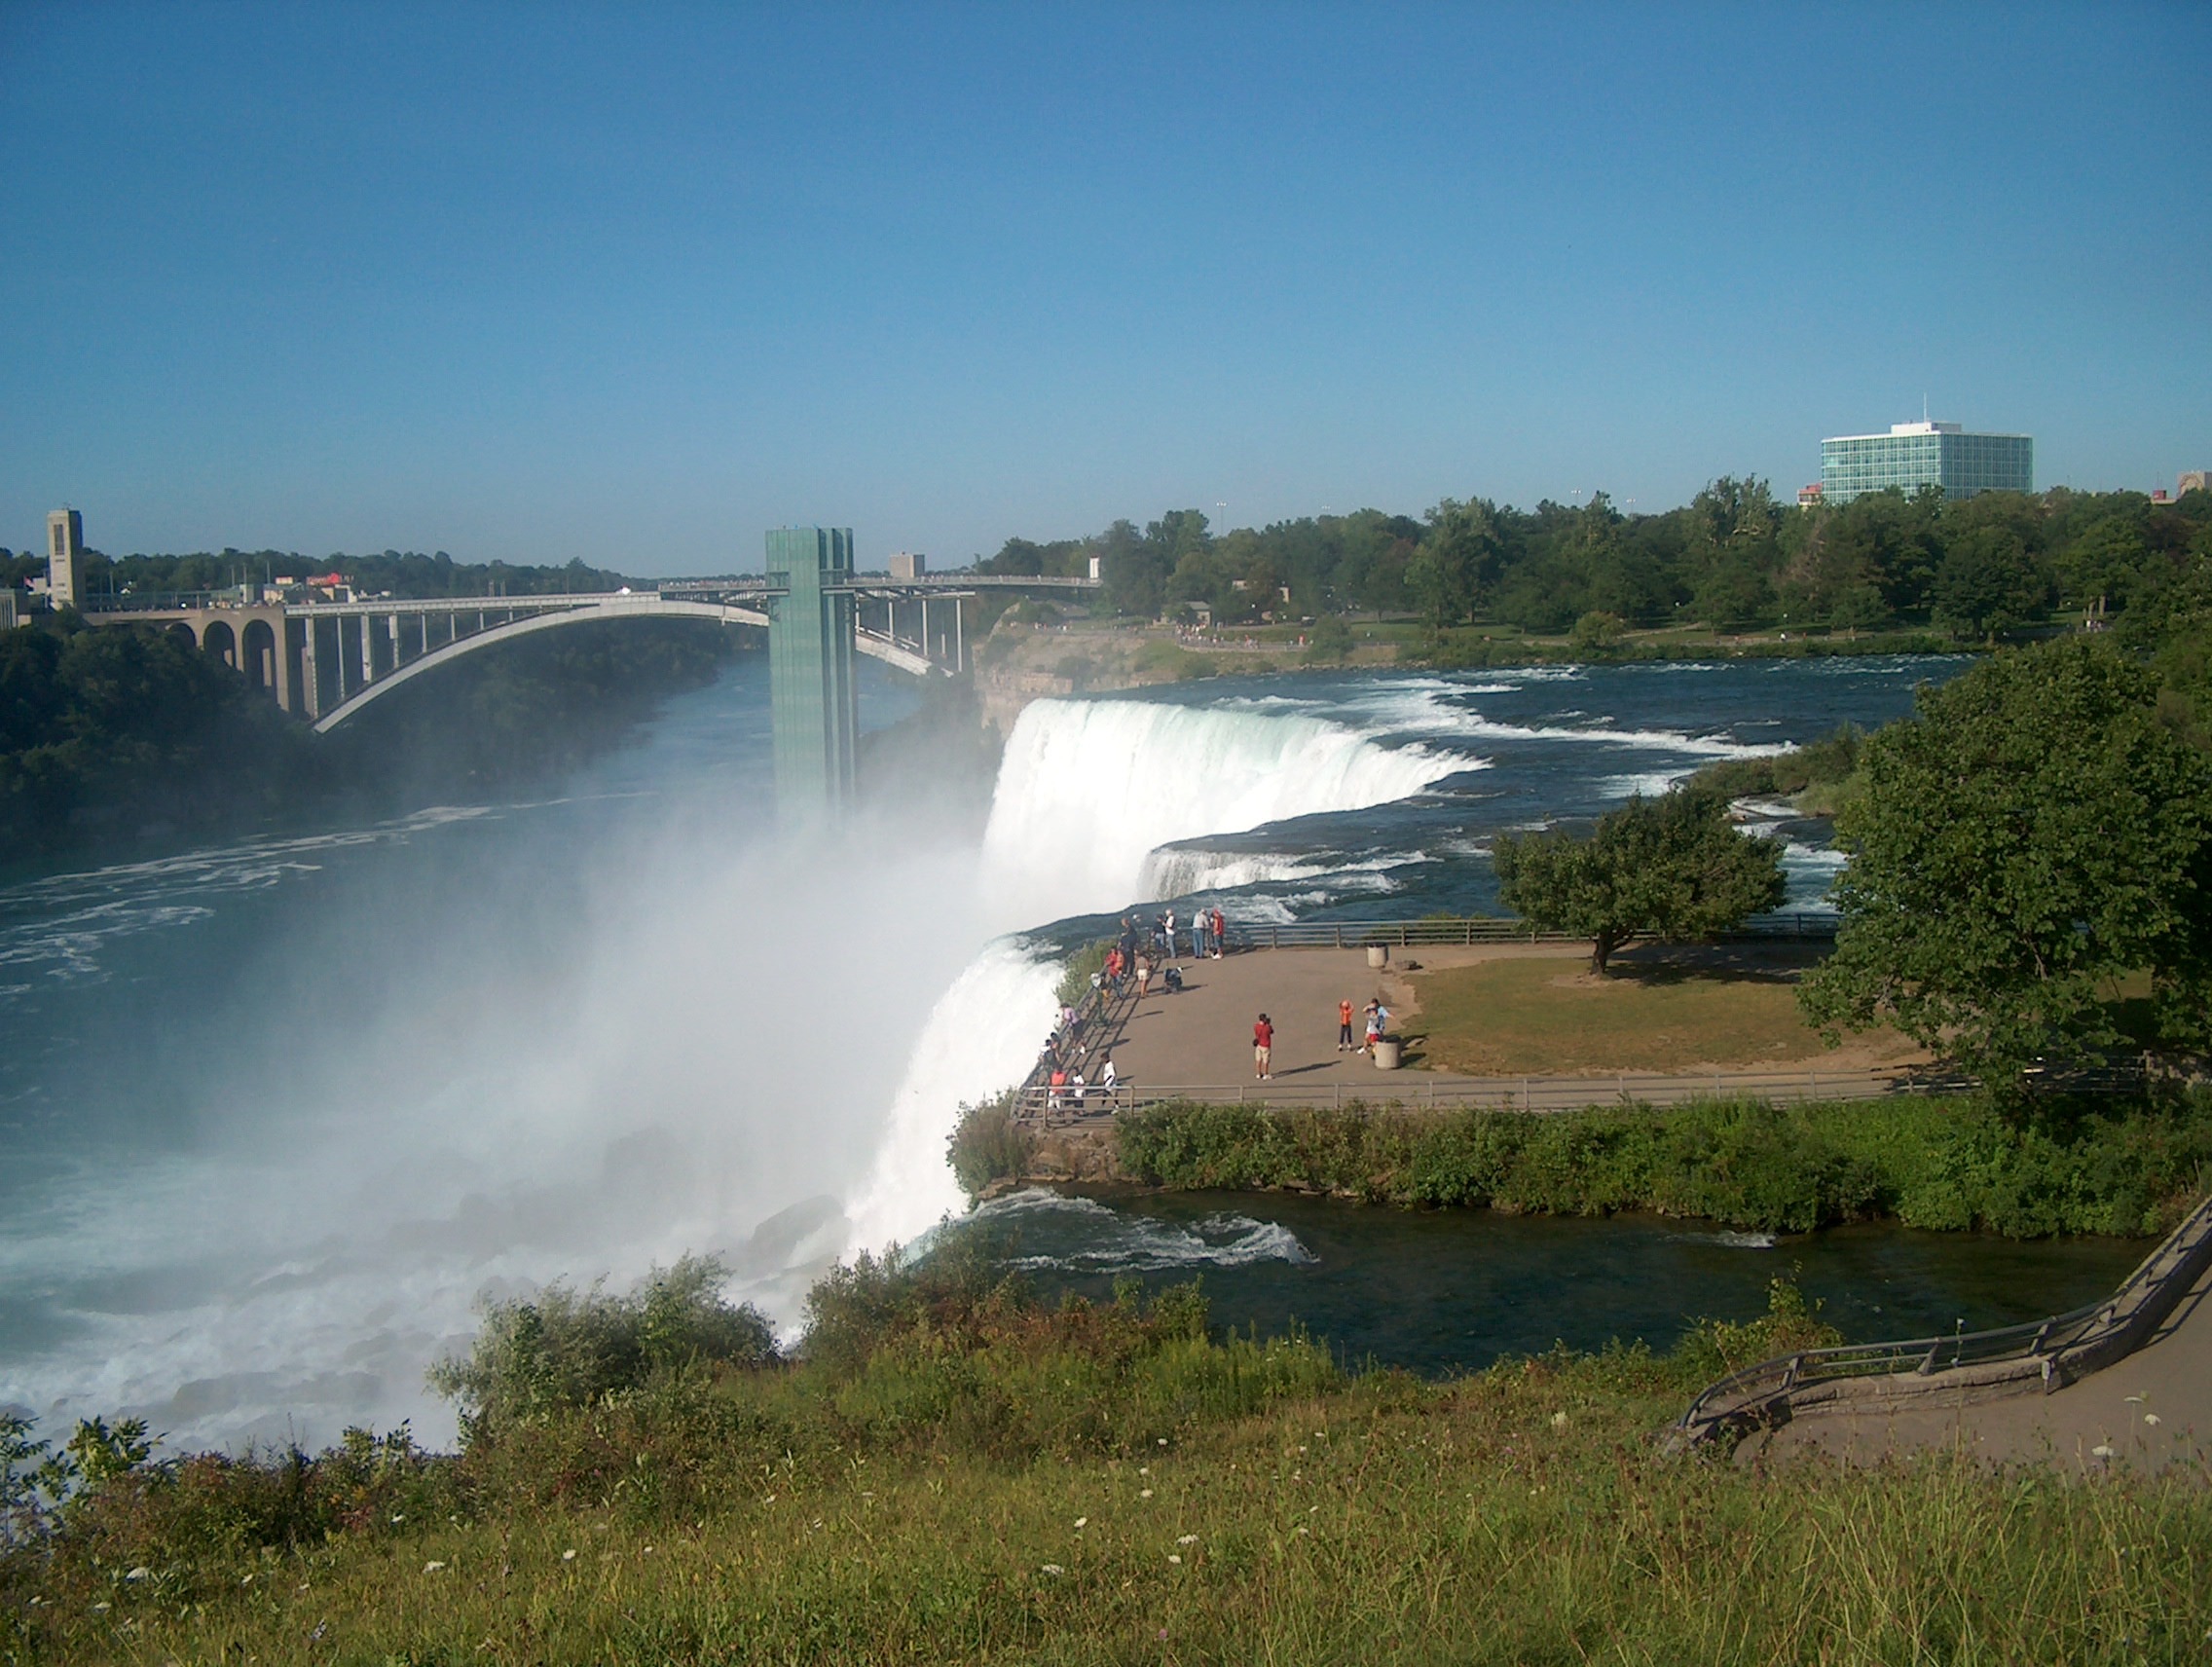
[6,1264,2206,1665]
[958,1091,2212,1240]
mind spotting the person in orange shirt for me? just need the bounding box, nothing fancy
[1337,997,1354,1052]
[1253,1013,1273,1080]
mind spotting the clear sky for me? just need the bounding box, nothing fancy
[4,2,2207,574]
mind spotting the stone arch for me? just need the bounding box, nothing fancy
[166,622,199,649]
[202,618,238,669]
[241,618,277,691]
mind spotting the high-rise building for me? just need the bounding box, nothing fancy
[1819,421,2033,506]
[46,508,85,609]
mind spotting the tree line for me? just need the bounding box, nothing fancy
[977,482,2212,643]
[0,546,632,602]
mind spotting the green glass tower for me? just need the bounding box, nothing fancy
[765,526,859,823]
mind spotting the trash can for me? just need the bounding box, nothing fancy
[1366,945,1388,969]
[1373,1039,1401,1070]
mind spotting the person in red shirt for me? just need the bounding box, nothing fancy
[1253,1012,1273,1080]
[1337,997,1354,1052]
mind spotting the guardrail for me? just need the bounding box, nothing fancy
[1672,1189,2212,1448]
[1222,913,1838,949]
[1009,1063,2003,1122]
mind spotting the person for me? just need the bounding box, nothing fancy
[1162,908,1177,957]
[1193,909,1211,958]
[1069,1069,1087,1108]
[1163,963,1183,993]
[1338,997,1354,1052]
[1135,953,1152,997]
[1362,999,1382,1056]
[1253,1012,1273,1080]
[1211,906,1226,958]
[1101,1055,1118,1092]
[1049,1065,1068,1110]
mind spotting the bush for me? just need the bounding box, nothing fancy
[947,1091,1035,1199]
[429,1254,778,1436]
[1117,1091,2212,1237]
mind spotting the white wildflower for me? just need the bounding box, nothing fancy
[1040,1564,1065,1576]
[1140,1489,1154,1500]
[1177,1534,1198,1546]
[1074,1517,1088,1530]
[2091,1445,2115,1459]
[1551,1411,1569,1429]
[562,1548,577,1561]
[423,1561,446,1574]
[2143,1413,2162,1426]
[1167,1554,1182,1565]
[124,1568,150,1582]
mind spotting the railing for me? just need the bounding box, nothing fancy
[1219,913,1838,949]
[1673,1189,2212,1446]
[1009,1063,1996,1122]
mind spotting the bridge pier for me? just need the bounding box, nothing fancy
[765,527,860,825]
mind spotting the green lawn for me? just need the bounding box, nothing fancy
[1410,954,1910,1075]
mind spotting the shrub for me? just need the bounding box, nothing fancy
[429,1254,777,1435]
[1118,1092,2212,1237]
[947,1092,1035,1199]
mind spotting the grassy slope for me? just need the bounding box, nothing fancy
[11,1298,2210,1665]
[1409,956,1918,1074]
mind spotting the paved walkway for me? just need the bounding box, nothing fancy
[1739,1256,2212,1476]
[1060,943,1910,1106]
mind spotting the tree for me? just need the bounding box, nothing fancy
[1407,499,1501,628]
[1931,523,2048,642]
[1493,788,1787,975]
[1798,642,2212,1083]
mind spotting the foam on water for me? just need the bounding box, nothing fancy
[971,1189,1316,1273]
[980,696,1466,923]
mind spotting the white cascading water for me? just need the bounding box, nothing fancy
[845,692,1467,1252]
[975,696,1466,927]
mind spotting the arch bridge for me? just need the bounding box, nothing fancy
[87,531,1098,818]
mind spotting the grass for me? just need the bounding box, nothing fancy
[1410,953,1914,1074]
[9,1268,2211,1666]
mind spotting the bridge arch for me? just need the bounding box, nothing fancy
[202,618,237,669]
[240,618,278,692]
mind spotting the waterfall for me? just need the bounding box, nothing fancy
[977,695,1466,926]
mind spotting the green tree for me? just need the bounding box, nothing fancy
[1407,499,1501,628]
[1799,642,2212,1083]
[1493,788,1787,975]
[1932,523,2048,642]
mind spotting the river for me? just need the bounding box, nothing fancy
[0,648,2140,1450]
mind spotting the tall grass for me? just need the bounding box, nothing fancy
[5,1269,2206,1665]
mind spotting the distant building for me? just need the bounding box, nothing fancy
[1796,483,1824,507]
[1819,421,2033,506]
[887,551,926,580]
[46,508,85,609]
[2180,470,2210,498]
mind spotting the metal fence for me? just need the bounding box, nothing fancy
[1219,913,1837,949]
[1673,1189,2212,1446]
[1010,1063,1993,1123]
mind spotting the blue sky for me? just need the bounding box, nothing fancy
[4,3,2206,574]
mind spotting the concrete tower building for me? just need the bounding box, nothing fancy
[47,508,85,610]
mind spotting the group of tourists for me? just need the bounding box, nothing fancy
[1338,996,1391,1055]
[1254,995,1390,1079]
[1124,905,1230,964]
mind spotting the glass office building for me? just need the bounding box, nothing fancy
[1819,421,2033,505]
